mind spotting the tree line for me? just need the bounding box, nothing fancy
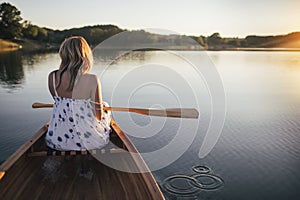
[1,2,299,49]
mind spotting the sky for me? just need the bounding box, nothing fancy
[3,0,300,37]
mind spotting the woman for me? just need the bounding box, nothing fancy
[46,36,111,151]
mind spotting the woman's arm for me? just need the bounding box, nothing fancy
[48,70,56,97]
[93,75,103,120]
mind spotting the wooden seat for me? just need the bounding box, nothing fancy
[27,147,125,157]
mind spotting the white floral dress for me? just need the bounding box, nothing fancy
[45,73,111,151]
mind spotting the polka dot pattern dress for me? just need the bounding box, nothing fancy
[45,73,111,151]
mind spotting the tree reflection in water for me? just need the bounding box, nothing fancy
[0,51,24,92]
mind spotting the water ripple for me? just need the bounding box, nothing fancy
[163,165,224,196]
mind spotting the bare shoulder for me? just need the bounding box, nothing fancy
[48,70,58,84]
[49,70,58,75]
[81,73,99,83]
[81,73,97,79]
[48,70,57,79]
[48,70,58,96]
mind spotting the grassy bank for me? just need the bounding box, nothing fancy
[0,38,59,53]
[0,39,22,52]
[15,39,59,52]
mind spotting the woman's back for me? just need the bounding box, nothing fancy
[45,36,111,151]
[46,71,111,151]
[49,70,98,101]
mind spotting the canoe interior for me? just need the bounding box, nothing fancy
[0,120,164,200]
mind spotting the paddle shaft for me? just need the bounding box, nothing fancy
[32,102,199,119]
[32,103,138,112]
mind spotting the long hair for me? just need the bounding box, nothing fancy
[57,36,93,90]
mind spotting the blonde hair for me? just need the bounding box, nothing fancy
[57,36,93,90]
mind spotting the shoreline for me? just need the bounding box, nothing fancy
[1,38,300,53]
[208,47,300,52]
[103,47,300,52]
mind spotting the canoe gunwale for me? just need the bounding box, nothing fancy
[0,124,48,179]
[110,119,165,199]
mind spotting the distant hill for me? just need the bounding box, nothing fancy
[46,24,123,46]
[245,32,300,48]
[191,32,300,50]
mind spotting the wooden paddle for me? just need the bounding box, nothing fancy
[32,102,199,119]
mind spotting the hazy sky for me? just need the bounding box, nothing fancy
[4,0,300,37]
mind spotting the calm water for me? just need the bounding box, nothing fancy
[0,50,300,199]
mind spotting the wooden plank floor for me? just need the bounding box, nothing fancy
[0,153,159,199]
[0,122,164,200]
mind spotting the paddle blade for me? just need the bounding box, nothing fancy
[0,171,5,180]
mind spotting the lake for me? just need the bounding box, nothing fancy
[0,50,299,200]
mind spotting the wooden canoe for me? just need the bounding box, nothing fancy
[0,119,165,200]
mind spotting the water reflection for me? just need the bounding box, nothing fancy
[93,49,148,65]
[22,53,45,66]
[0,51,24,91]
[93,49,124,63]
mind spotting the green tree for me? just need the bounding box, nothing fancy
[22,21,39,39]
[197,35,207,48]
[37,27,48,41]
[0,2,23,39]
[207,32,222,47]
